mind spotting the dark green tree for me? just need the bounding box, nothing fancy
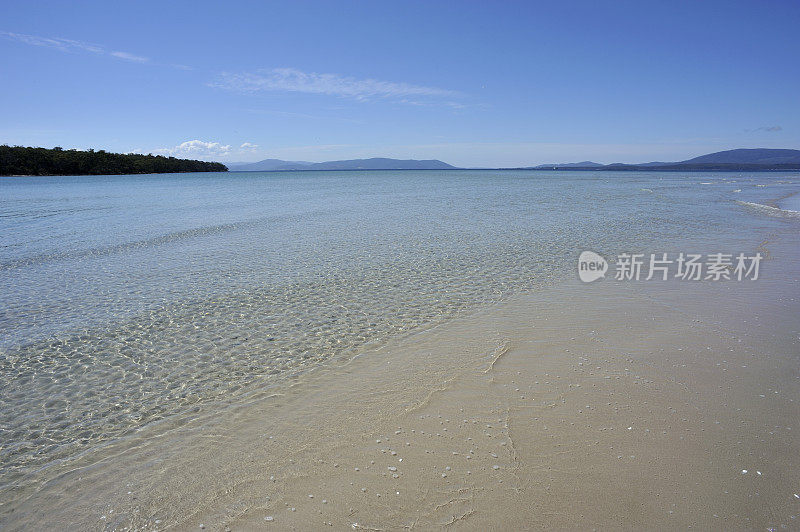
[0,145,228,176]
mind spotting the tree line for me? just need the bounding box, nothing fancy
[0,145,228,176]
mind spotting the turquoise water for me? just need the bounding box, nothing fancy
[1,169,798,489]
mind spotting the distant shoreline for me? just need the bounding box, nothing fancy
[506,164,800,172]
[227,165,800,173]
[3,171,228,178]
[5,145,800,176]
[5,165,800,178]
[226,149,800,173]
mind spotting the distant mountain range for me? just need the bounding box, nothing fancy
[227,149,800,172]
[531,148,800,171]
[228,157,455,171]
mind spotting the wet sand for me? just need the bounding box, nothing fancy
[3,234,799,530]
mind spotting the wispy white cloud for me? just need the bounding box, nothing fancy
[1,32,101,53]
[1,31,150,63]
[239,142,259,152]
[150,140,233,159]
[210,67,460,103]
[108,51,149,63]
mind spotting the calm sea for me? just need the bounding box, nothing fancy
[1,169,797,488]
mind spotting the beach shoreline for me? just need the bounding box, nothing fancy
[3,222,798,530]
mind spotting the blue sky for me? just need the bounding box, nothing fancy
[1,0,799,167]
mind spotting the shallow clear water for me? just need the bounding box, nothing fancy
[1,169,798,489]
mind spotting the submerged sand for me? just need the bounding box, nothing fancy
[2,235,799,530]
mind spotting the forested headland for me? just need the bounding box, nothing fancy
[0,145,228,176]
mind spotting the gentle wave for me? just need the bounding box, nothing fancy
[736,200,800,218]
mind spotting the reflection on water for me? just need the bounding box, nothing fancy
[0,169,797,489]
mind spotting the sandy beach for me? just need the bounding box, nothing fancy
[4,1,800,528]
[3,224,797,531]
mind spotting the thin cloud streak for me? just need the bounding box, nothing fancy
[211,68,461,103]
[3,33,464,108]
[1,31,149,63]
[1,32,102,53]
[108,51,149,63]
